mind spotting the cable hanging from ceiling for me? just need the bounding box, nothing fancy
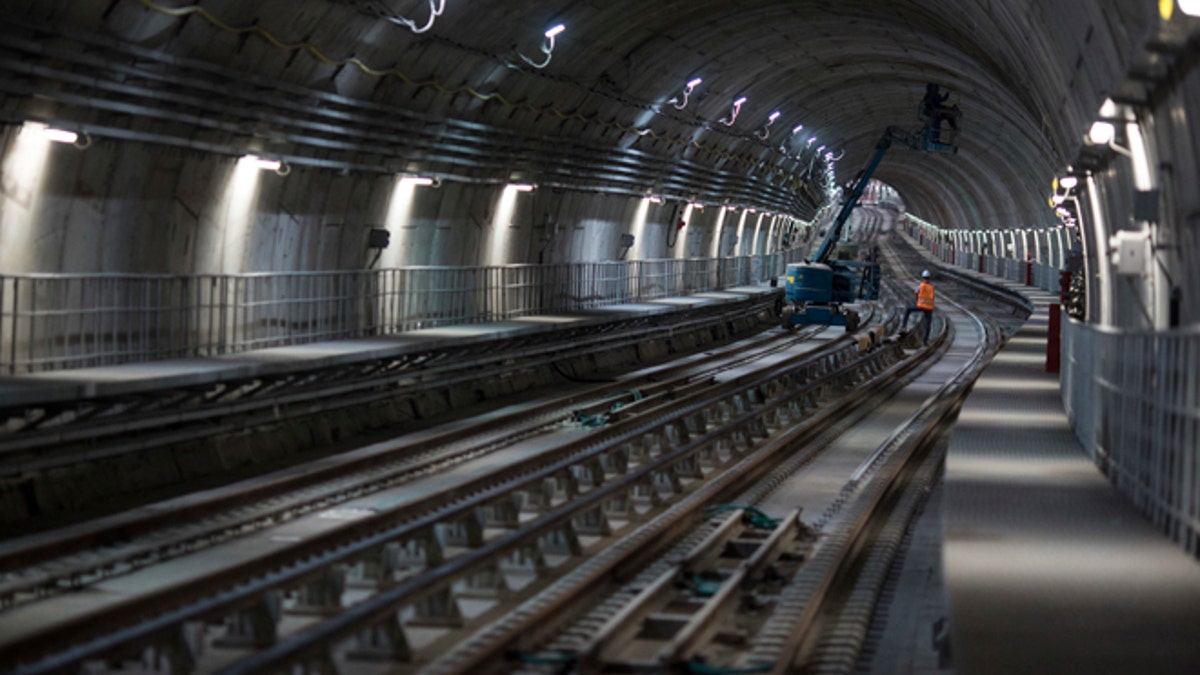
[132,0,818,187]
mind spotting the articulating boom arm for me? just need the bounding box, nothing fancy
[811,126,923,265]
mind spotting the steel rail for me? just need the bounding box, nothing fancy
[0,295,779,467]
[3,321,871,672]
[0,319,821,604]
[418,321,937,675]
[746,296,999,674]
[514,260,1001,674]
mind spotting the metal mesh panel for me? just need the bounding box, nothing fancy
[1063,320,1200,556]
[0,253,788,373]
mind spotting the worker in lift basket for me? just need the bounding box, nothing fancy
[902,270,936,344]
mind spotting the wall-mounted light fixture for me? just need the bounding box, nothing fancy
[27,123,91,148]
[1088,120,1115,145]
[386,0,446,33]
[755,110,782,140]
[668,77,703,110]
[247,155,290,174]
[40,127,79,144]
[519,23,565,69]
[719,97,747,126]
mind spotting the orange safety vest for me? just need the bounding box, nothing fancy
[916,281,935,311]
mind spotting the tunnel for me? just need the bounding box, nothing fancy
[0,1,1198,674]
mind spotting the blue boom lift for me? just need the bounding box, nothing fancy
[782,119,957,332]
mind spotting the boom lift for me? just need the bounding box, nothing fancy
[781,119,957,332]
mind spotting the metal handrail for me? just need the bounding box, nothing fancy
[0,252,804,374]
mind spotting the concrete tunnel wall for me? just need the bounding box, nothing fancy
[0,124,798,276]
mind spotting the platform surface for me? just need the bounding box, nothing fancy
[0,287,775,408]
[942,277,1200,674]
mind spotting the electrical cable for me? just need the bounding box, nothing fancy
[133,0,812,183]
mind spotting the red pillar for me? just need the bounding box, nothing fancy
[1046,303,1061,373]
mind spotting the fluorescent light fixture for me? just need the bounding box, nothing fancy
[510,183,536,192]
[521,24,565,68]
[816,145,826,152]
[40,127,79,144]
[720,97,748,126]
[807,136,816,145]
[648,195,665,204]
[404,176,436,186]
[671,78,704,109]
[1088,121,1115,145]
[690,202,705,209]
[768,111,781,123]
[792,124,804,135]
[248,156,282,171]
[1059,175,1078,189]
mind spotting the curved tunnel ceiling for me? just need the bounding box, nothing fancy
[6,0,1157,231]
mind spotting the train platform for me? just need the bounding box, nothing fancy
[0,286,777,410]
[907,250,1200,672]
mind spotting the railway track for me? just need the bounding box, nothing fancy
[0,316,854,605]
[0,294,783,473]
[0,235,1028,674]
[0,302,902,667]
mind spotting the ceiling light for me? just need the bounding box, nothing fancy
[1088,121,1115,145]
[510,183,536,192]
[387,0,446,33]
[404,176,436,186]
[791,124,804,135]
[719,97,747,126]
[519,24,565,69]
[249,156,282,171]
[1182,0,1200,16]
[40,127,79,144]
[670,78,704,109]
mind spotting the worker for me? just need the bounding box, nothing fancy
[921,83,960,132]
[902,270,936,343]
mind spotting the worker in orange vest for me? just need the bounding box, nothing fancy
[903,270,936,343]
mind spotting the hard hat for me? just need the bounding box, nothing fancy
[922,270,931,278]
